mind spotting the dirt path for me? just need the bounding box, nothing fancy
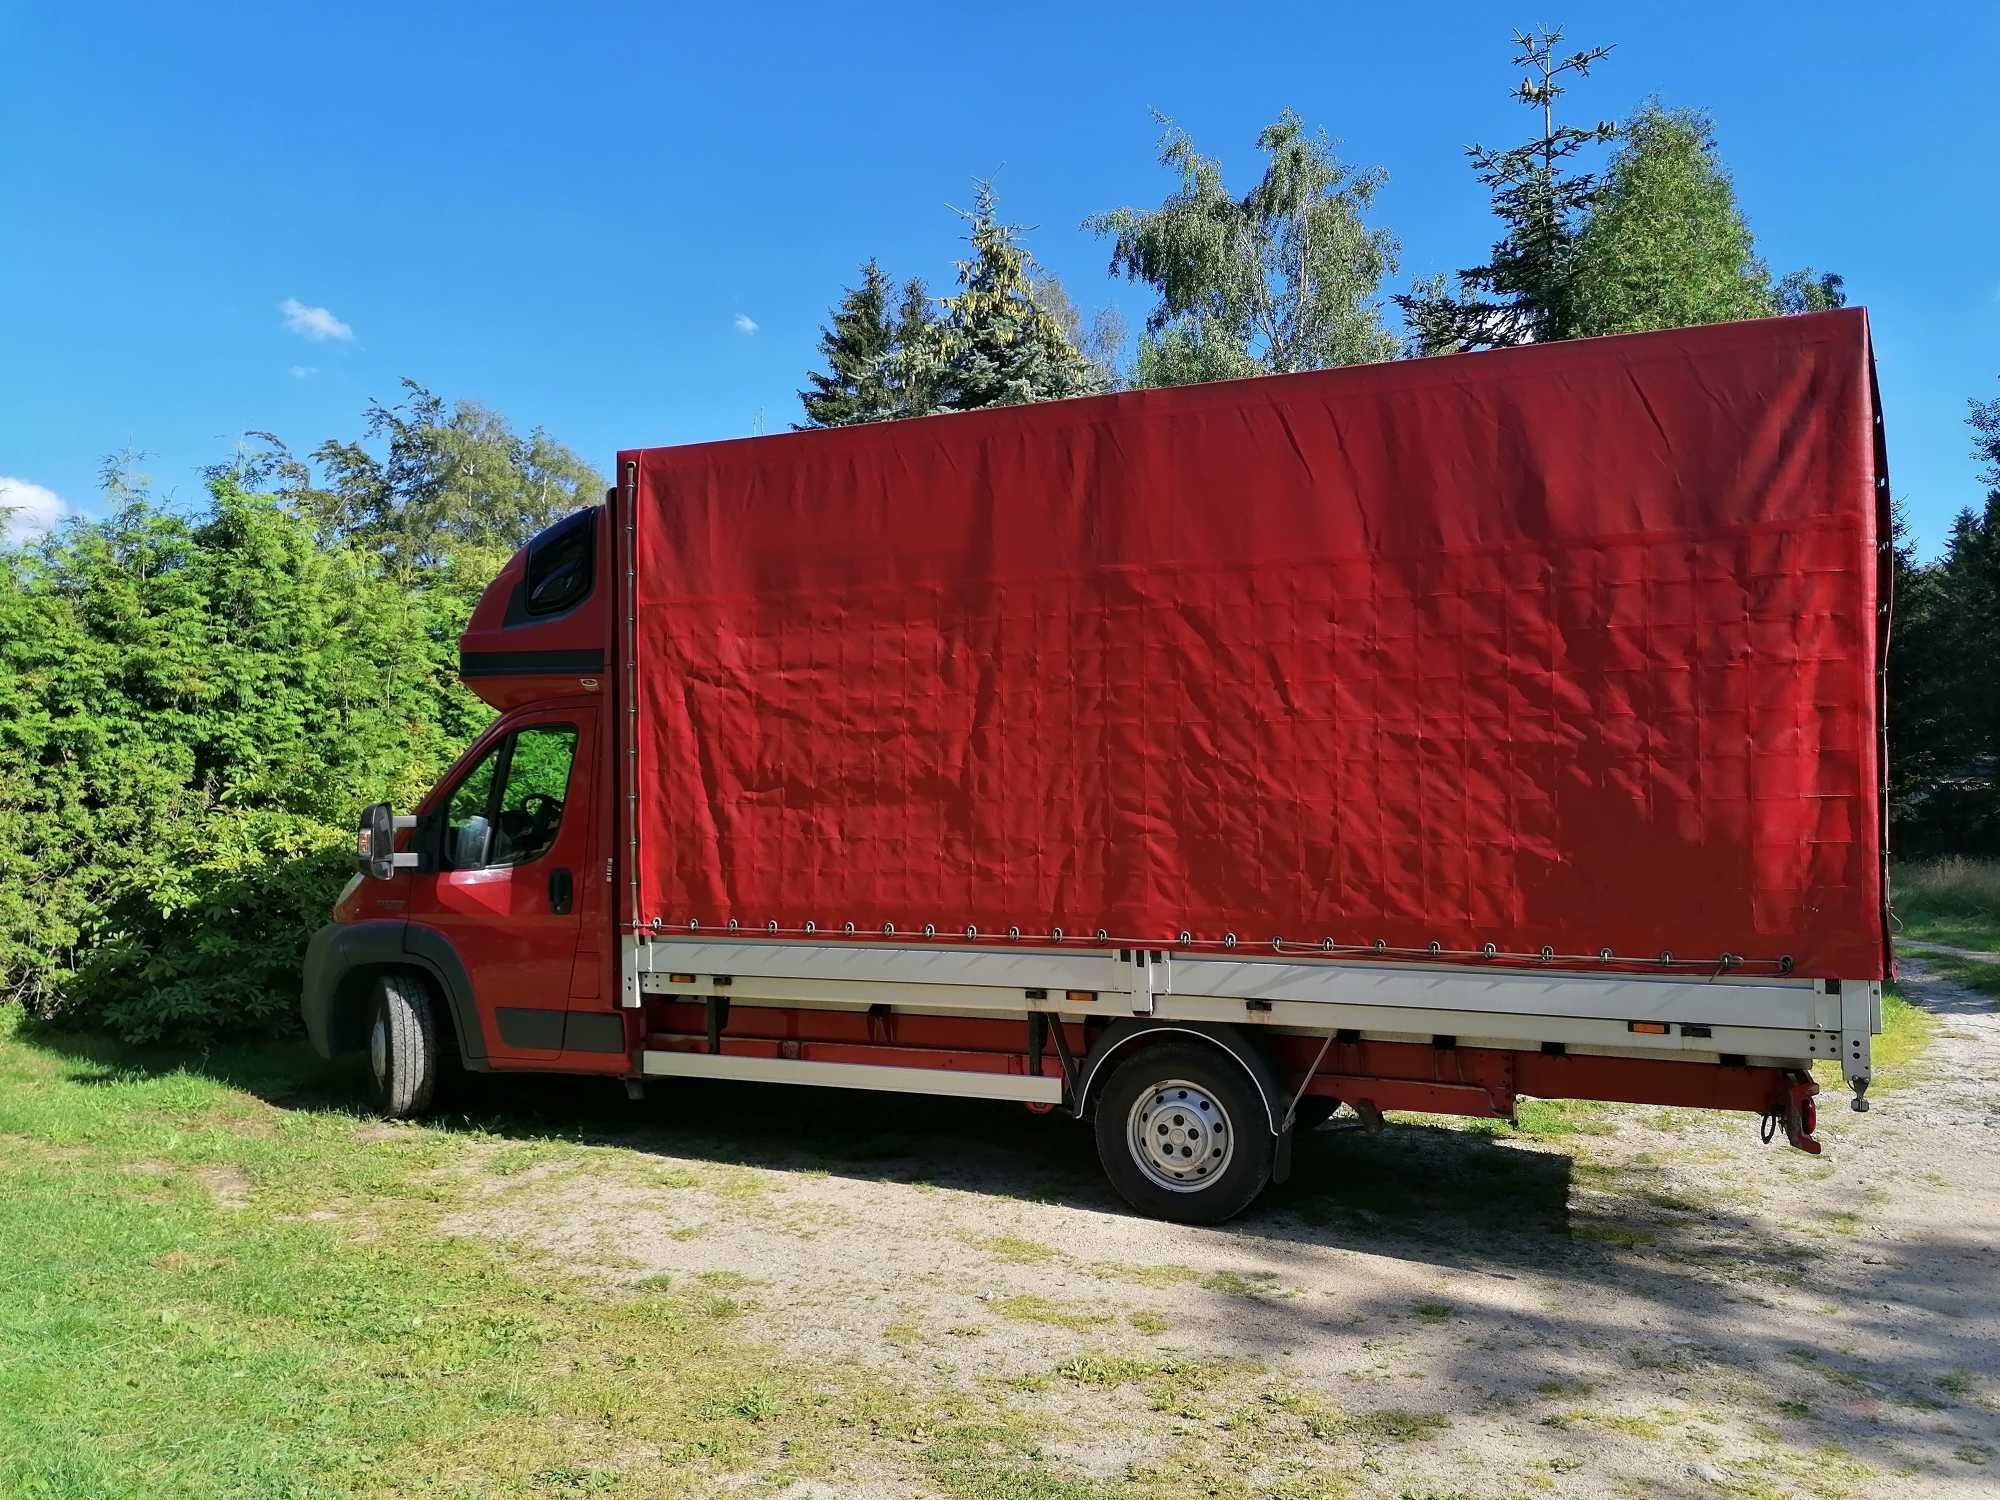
[1897,939,2000,963]
[442,960,2000,1498]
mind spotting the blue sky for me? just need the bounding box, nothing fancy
[3,2,1993,555]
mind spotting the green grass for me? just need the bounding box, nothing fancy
[1344,1408,1452,1443]
[0,1011,1278,1500]
[1199,1268,1290,1297]
[0,1014,955,1498]
[1086,1260,1203,1288]
[994,1295,1109,1332]
[1874,986,1938,1071]
[1891,856,2000,951]
[1812,985,1937,1093]
[968,1233,1065,1265]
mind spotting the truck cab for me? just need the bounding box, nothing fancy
[304,504,629,1105]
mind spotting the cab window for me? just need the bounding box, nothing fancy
[441,725,578,870]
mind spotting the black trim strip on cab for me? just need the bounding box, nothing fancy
[493,1007,628,1054]
[460,648,605,678]
[495,1006,567,1050]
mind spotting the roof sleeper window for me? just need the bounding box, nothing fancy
[524,509,594,616]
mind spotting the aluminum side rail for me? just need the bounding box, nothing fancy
[622,935,1878,1086]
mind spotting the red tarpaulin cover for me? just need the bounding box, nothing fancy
[622,311,1890,979]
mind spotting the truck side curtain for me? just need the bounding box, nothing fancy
[618,311,1888,980]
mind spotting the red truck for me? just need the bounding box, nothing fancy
[305,310,1892,1224]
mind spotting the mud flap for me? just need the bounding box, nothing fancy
[1272,1123,1295,1185]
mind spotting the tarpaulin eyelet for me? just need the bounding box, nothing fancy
[689,919,701,931]
[965,925,978,938]
[1373,939,1387,951]
[1271,936,1284,951]
[1223,933,1238,948]
[1599,948,1613,961]
[727,919,740,931]
[1539,945,1555,960]
[1320,937,1334,952]
[1178,931,1193,945]
[1481,942,1497,956]
[1095,929,1108,941]
[803,920,816,934]
[842,921,856,935]
[766,920,779,934]
[922,923,936,937]
[882,922,895,935]
[1008,926,1021,940]
[1659,950,1673,964]
[1427,941,1442,955]
[1051,927,1064,941]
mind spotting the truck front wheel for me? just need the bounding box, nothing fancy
[1093,1043,1275,1225]
[367,972,439,1119]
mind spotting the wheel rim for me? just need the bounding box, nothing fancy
[368,1013,387,1084]
[1127,1079,1233,1193]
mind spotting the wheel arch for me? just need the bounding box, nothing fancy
[1075,1020,1287,1136]
[302,921,485,1068]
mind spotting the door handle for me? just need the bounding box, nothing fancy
[548,867,574,914]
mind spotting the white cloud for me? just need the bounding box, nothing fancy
[279,297,354,342]
[733,313,759,335]
[1,476,69,545]
[289,364,319,379]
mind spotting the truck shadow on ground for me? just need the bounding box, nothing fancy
[11,1022,1871,1285]
[24,1018,1999,1488]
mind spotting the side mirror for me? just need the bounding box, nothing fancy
[356,802,424,880]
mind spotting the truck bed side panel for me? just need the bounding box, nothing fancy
[619,311,1888,980]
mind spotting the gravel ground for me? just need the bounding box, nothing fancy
[443,957,2000,1498]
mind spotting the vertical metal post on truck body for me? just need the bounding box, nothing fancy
[620,460,642,1009]
[1840,979,1876,1104]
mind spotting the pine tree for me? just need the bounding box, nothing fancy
[797,260,899,428]
[927,183,1103,412]
[1565,105,1775,337]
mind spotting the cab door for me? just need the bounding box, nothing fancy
[412,706,594,1064]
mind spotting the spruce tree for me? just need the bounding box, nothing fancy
[797,260,898,428]
[928,183,1102,411]
[885,276,944,419]
[1396,28,1616,352]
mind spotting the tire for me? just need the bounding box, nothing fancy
[366,972,439,1119]
[1093,1042,1276,1225]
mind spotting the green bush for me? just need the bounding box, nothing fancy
[76,811,355,1043]
[0,478,492,1041]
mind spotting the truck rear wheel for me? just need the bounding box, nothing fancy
[367,972,439,1119]
[1093,1043,1275,1225]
